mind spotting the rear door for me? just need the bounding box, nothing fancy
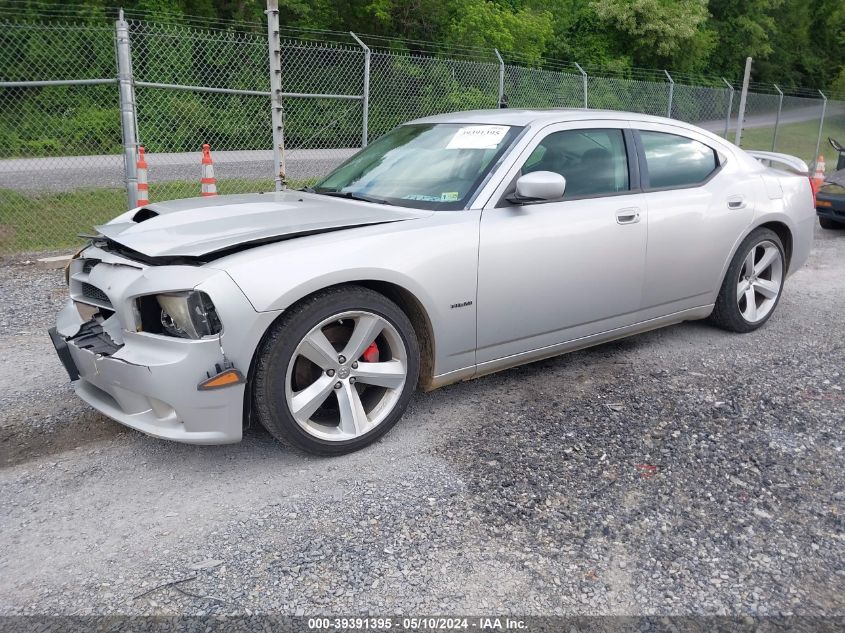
[634,125,755,315]
[476,123,648,364]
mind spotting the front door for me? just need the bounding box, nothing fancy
[476,125,648,364]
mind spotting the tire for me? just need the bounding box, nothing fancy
[819,216,844,230]
[710,228,786,333]
[253,286,420,455]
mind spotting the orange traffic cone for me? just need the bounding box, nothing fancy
[136,145,149,206]
[811,154,826,200]
[201,143,217,197]
[815,155,826,178]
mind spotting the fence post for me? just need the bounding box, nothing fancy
[814,90,828,167]
[663,70,674,118]
[494,48,505,108]
[734,57,752,146]
[351,32,370,147]
[265,0,285,190]
[721,78,734,139]
[772,84,783,151]
[115,9,139,209]
[573,62,587,109]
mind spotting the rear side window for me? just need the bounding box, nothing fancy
[639,131,717,189]
[522,128,629,198]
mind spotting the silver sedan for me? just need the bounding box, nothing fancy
[50,109,815,454]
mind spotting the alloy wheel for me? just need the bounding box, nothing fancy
[736,239,783,323]
[284,310,408,441]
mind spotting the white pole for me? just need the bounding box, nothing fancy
[573,62,587,109]
[115,9,139,208]
[772,84,783,151]
[721,78,734,139]
[664,70,674,118]
[494,48,505,107]
[734,57,752,146]
[814,90,827,165]
[350,32,370,146]
[265,0,286,191]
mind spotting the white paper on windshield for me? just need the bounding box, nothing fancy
[446,125,510,149]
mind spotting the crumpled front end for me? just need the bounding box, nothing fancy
[50,245,279,444]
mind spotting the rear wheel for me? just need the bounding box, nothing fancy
[819,216,844,230]
[253,286,419,455]
[710,228,785,333]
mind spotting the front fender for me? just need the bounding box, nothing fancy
[209,214,481,378]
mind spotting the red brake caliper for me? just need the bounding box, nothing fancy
[362,342,379,363]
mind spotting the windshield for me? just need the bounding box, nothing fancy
[312,123,522,210]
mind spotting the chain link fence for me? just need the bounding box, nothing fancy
[128,19,274,202]
[2,11,844,255]
[0,20,121,251]
[370,52,499,139]
[279,39,364,181]
[503,64,584,109]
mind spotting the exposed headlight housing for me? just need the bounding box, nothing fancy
[135,290,222,339]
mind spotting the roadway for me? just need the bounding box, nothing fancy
[1,103,840,193]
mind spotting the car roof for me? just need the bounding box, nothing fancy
[409,108,738,154]
[409,108,681,127]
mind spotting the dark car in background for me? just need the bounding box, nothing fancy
[817,138,845,230]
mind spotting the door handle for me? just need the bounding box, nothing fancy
[727,195,747,210]
[616,207,641,225]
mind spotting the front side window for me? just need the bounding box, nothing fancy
[639,131,718,189]
[522,128,629,198]
[314,123,522,210]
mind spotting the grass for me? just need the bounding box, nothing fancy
[739,114,845,169]
[0,177,297,254]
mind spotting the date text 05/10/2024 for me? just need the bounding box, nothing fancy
[306,616,527,630]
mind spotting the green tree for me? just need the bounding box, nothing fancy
[2,0,845,94]
[445,0,553,63]
[707,0,781,79]
[590,0,715,72]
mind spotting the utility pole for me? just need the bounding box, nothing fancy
[772,84,783,151]
[573,62,588,109]
[494,49,505,108]
[664,70,674,118]
[721,78,734,139]
[266,0,286,190]
[351,32,371,146]
[734,57,752,147]
[814,90,827,165]
[115,9,139,208]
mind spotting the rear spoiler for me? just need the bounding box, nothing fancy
[746,150,809,175]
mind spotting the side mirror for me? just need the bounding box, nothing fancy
[506,171,566,205]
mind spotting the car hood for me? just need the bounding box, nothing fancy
[95,191,430,259]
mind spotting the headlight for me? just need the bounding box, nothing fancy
[157,291,222,339]
[135,290,222,339]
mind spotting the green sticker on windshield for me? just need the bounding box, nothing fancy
[440,192,459,201]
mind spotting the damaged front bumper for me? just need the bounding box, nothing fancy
[50,246,279,445]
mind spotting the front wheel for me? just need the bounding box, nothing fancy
[710,228,785,333]
[253,286,420,455]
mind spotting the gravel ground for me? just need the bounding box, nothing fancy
[0,226,843,619]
